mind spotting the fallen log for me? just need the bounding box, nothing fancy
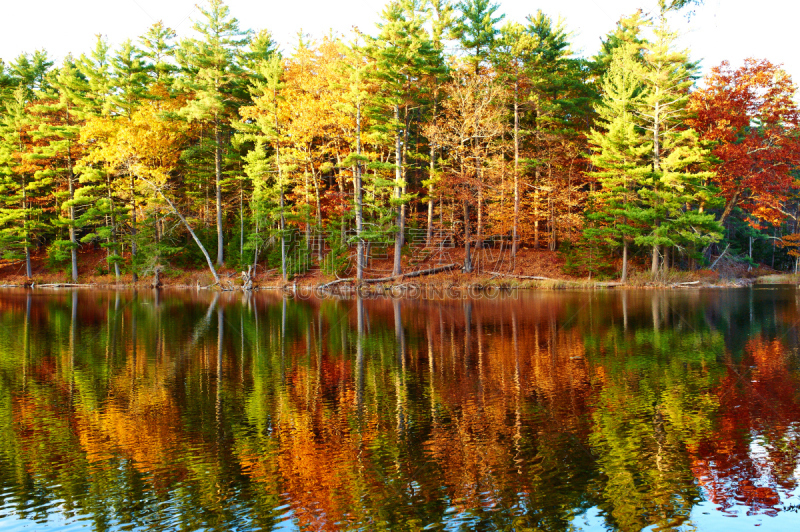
[318,278,353,290]
[319,263,461,289]
[672,281,700,287]
[36,283,96,288]
[488,271,553,280]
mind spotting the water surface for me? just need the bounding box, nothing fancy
[1,287,800,531]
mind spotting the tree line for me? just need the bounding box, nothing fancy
[1,0,799,284]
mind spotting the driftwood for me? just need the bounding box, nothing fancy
[36,283,95,288]
[319,263,461,290]
[672,281,700,287]
[241,266,254,291]
[488,271,553,280]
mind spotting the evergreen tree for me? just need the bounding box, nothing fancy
[0,87,40,277]
[238,54,288,280]
[452,0,504,73]
[175,0,251,267]
[587,43,650,282]
[634,11,721,276]
[31,59,87,281]
[139,21,178,87]
[592,10,647,78]
[368,0,444,275]
[74,36,127,281]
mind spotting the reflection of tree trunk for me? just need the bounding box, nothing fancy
[622,291,629,331]
[463,201,473,273]
[131,291,137,393]
[393,298,405,370]
[356,297,365,413]
[70,290,77,398]
[652,293,660,341]
[464,301,472,370]
[23,293,31,386]
[393,298,406,436]
[477,310,484,398]
[216,306,223,435]
[512,309,522,468]
[281,297,287,381]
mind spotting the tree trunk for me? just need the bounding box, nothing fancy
[651,244,659,279]
[393,105,404,276]
[427,112,436,247]
[463,200,472,273]
[130,170,138,282]
[106,173,120,282]
[512,82,520,267]
[355,101,365,282]
[239,184,244,262]
[272,95,287,282]
[22,176,32,278]
[214,118,224,266]
[67,153,78,282]
[621,241,628,283]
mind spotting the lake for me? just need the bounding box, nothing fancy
[1,287,800,531]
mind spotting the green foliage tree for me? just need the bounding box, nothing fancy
[452,0,504,73]
[368,0,444,275]
[587,43,650,282]
[175,0,251,267]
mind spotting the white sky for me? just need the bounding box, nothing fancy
[1,0,798,84]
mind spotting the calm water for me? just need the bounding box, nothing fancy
[1,287,800,531]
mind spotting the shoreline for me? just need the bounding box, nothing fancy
[0,274,766,292]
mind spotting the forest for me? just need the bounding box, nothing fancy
[1,0,799,285]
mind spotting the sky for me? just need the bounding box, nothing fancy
[1,0,798,84]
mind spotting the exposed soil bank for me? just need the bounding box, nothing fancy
[0,248,777,291]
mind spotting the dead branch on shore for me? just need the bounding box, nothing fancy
[319,263,461,290]
[488,271,553,280]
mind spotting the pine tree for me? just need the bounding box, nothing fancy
[634,11,721,277]
[452,0,504,73]
[587,43,650,282]
[32,58,86,281]
[139,22,178,87]
[338,37,373,282]
[368,0,444,275]
[238,54,289,280]
[0,86,40,277]
[592,10,647,79]
[175,0,251,267]
[74,36,127,281]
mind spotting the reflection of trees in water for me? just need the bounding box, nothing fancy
[689,335,800,518]
[1,289,800,530]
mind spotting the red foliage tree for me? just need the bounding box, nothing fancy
[688,59,800,226]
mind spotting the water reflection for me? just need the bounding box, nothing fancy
[0,288,800,531]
